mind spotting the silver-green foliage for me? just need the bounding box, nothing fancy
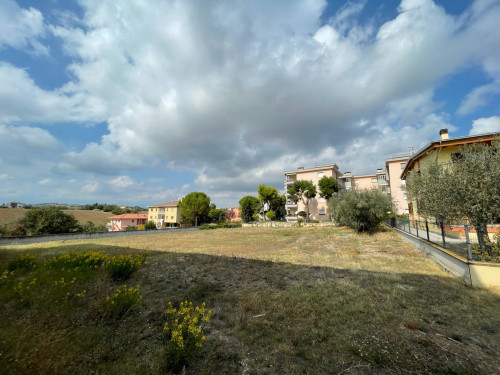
[406,139,500,254]
[328,189,393,233]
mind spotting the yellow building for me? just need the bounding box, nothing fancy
[147,201,181,228]
[401,128,499,221]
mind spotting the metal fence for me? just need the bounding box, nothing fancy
[385,217,500,261]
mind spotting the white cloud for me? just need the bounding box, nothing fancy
[2,0,500,207]
[0,124,62,165]
[0,173,8,180]
[469,116,500,135]
[38,178,52,185]
[82,182,99,193]
[0,0,48,55]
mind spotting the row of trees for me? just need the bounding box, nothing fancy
[405,140,500,254]
[0,208,109,237]
[238,176,339,223]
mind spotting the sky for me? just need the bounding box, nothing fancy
[1,0,499,208]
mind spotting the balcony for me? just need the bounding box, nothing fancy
[285,202,297,209]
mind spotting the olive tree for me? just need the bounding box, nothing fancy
[406,139,500,255]
[287,180,317,222]
[328,189,393,233]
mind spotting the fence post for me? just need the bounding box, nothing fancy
[415,220,419,238]
[407,219,411,234]
[440,220,446,248]
[425,219,429,241]
[465,224,472,261]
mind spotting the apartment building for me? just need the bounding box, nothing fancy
[339,169,388,192]
[148,201,181,228]
[385,154,410,215]
[284,163,341,222]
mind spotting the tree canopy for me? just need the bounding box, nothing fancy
[179,192,211,226]
[318,176,339,200]
[287,180,317,222]
[239,196,260,223]
[328,189,392,233]
[406,139,500,254]
[21,208,80,235]
[257,184,286,221]
[209,208,227,223]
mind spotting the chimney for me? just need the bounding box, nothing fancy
[297,166,304,170]
[439,128,449,140]
[376,168,383,173]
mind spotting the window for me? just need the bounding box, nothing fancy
[318,197,326,203]
[400,163,406,169]
[354,180,359,184]
[371,178,377,183]
[403,193,408,200]
[132,220,135,223]
[150,216,152,219]
[319,209,326,215]
[401,180,406,186]
[317,172,324,178]
[404,209,409,214]
[171,216,174,219]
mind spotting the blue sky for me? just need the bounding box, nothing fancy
[1,0,499,208]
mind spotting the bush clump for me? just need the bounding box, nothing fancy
[329,190,392,234]
[105,253,148,280]
[200,222,242,230]
[106,284,142,317]
[144,221,157,230]
[7,254,39,273]
[163,301,212,370]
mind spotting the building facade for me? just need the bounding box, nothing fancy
[284,163,341,222]
[148,201,181,228]
[385,154,410,215]
[226,207,241,222]
[108,213,148,231]
[401,129,500,222]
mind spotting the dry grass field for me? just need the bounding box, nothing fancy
[1,226,499,374]
[0,208,112,226]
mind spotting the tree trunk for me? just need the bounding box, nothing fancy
[305,199,310,223]
[475,224,492,255]
[195,215,198,227]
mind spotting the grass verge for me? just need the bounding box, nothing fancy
[0,226,499,374]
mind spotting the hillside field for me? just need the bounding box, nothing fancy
[0,226,499,374]
[0,208,113,226]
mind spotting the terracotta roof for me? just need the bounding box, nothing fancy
[109,213,148,219]
[148,201,179,208]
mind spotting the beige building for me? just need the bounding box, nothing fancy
[284,163,341,222]
[385,154,410,215]
[401,128,499,222]
[148,201,181,228]
[339,169,388,192]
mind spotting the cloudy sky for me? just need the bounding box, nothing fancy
[1,0,499,208]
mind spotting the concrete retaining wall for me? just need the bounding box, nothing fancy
[393,227,500,288]
[0,227,199,247]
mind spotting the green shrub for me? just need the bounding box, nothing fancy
[105,253,148,280]
[80,221,108,233]
[329,190,393,234]
[45,251,108,271]
[200,222,242,230]
[144,221,157,230]
[298,211,307,218]
[472,232,500,262]
[7,254,39,273]
[106,284,142,317]
[124,225,138,231]
[163,301,211,370]
[21,208,80,235]
[266,210,276,220]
